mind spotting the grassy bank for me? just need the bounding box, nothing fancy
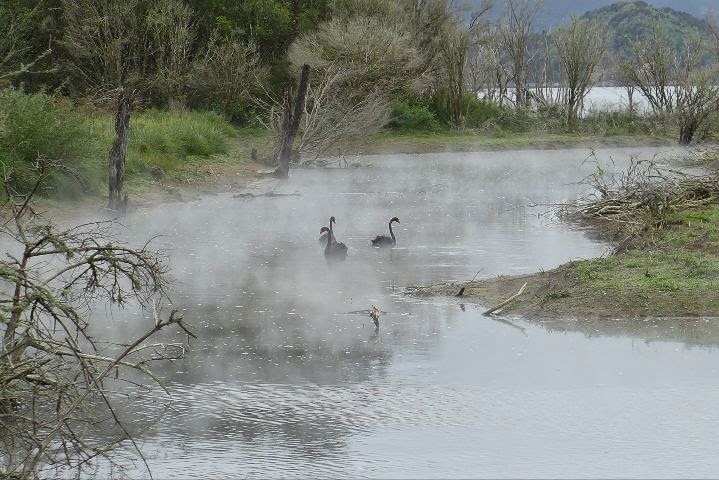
[345,130,673,155]
[84,110,273,194]
[409,174,719,318]
[0,87,275,205]
[0,88,681,207]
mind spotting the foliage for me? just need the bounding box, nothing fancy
[0,1,53,83]
[61,0,195,106]
[125,110,236,173]
[187,0,331,92]
[388,101,443,132]
[187,32,266,123]
[0,87,103,197]
[429,91,502,129]
[189,0,331,59]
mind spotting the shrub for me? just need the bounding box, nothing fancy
[495,107,541,133]
[125,109,236,172]
[0,87,103,198]
[388,100,443,132]
[463,96,502,128]
[428,90,503,128]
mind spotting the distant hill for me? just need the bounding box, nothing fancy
[581,1,713,58]
[544,0,715,27]
[470,0,717,28]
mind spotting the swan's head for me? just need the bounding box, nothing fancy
[320,226,329,234]
[330,216,336,225]
[390,217,400,224]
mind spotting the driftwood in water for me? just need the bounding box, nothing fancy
[483,282,528,316]
[346,305,385,329]
[275,64,310,178]
[233,192,301,199]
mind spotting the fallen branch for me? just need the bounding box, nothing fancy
[483,282,528,316]
[233,192,301,199]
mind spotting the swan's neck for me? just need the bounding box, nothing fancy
[326,220,334,252]
[389,220,396,243]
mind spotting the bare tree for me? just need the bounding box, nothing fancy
[675,44,719,145]
[297,66,392,157]
[619,24,676,114]
[468,24,512,106]
[0,161,193,477]
[554,17,607,123]
[439,20,471,126]
[621,24,719,144]
[499,0,542,108]
[286,15,424,158]
[435,1,493,126]
[61,0,195,211]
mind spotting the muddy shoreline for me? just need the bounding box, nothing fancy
[407,263,719,320]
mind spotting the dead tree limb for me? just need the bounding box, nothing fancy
[483,282,528,316]
[276,64,310,178]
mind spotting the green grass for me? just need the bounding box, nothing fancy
[348,130,671,155]
[88,109,241,175]
[566,205,719,297]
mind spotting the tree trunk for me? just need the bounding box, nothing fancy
[291,0,301,37]
[275,64,310,178]
[275,91,293,178]
[679,122,696,145]
[108,90,131,211]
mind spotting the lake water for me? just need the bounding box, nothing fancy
[481,86,653,114]
[88,146,719,478]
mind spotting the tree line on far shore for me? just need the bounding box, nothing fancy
[3,0,719,202]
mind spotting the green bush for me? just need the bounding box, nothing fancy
[463,96,502,128]
[96,109,237,174]
[388,101,443,132]
[428,90,503,128]
[495,107,542,133]
[0,87,104,198]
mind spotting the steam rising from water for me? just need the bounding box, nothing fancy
[83,147,719,479]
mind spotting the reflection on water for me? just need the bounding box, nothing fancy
[89,147,719,478]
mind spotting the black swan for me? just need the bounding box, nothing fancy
[324,216,348,261]
[371,217,400,247]
[318,226,335,245]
